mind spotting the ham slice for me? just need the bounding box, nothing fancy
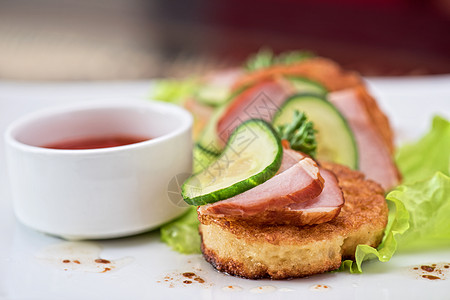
[216,79,292,145]
[279,168,344,225]
[277,144,307,173]
[328,89,400,190]
[199,153,324,217]
[199,165,343,226]
[204,68,243,88]
[184,69,243,139]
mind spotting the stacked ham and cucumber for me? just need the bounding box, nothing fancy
[181,53,400,228]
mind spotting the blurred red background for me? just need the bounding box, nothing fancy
[0,0,449,80]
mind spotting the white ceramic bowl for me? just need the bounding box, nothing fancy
[4,100,193,240]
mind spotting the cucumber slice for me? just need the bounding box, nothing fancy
[182,119,282,205]
[195,85,230,107]
[196,105,227,155]
[193,143,219,173]
[273,94,358,169]
[285,76,327,96]
[196,85,251,155]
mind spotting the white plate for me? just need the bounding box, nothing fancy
[1,78,449,300]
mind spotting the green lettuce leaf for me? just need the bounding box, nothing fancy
[340,116,450,273]
[392,172,450,251]
[160,207,201,254]
[339,194,410,273]
[396,115,450,184]
[151,78,200,104]
[341,171,450,273]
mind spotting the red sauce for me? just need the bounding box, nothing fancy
[421,265,435,272]
[422,275,441,280]
[194,277,205,283]
[95,259,111,264]
[182,272,196,278]
[43,135,150,150]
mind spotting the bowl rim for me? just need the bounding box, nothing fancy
[4,99,193,155]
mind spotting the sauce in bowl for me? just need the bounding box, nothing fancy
[43,135,150,150]
[5,101,192,239]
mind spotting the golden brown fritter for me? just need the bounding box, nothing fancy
[232,58,396,155]
[232,57,363,92]
[354,85,395,155]
[198,162,388,279]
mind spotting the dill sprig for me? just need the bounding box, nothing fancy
[276,110,317,158]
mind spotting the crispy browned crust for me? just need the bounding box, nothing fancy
[198,162,388,279]
[354,85,395,155]
[200,235,343,279]
[232,57,363,92]
[200,206,341,227]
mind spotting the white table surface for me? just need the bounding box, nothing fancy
[1,77,449,300]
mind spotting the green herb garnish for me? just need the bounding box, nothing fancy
[275,110,317,158]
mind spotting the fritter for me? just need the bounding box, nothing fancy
[198,162,388,279]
